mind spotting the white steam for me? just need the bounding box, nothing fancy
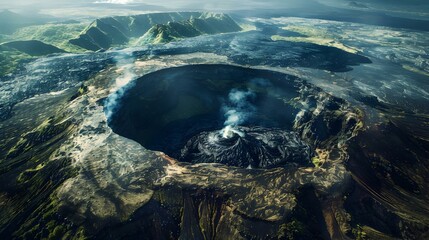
[220,89,255,138]
[250,77,273,88]
[104,52,137,121]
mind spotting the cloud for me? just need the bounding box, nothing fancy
[94,0,136,4]
[319,0,429,18]
[1,0,428,18]
[0,0,320,11]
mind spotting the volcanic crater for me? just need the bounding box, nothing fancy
[107,64,317,168]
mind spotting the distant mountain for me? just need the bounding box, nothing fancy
[0,10,28,34]
[0,10,51,34]
[69,12,242,51]
[1,40,66,56]
[348,1,369,9]
[138,13,242,44]
[234,6,429,32]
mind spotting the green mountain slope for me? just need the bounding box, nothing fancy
[0,45,30,76]
[69,12,201,51]
[69,12,242,51]
[137,13,242,44]
[11,23,88,52]
[1,40,66,56]
[0,39,67,76]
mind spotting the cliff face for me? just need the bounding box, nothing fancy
[69,12,241,51]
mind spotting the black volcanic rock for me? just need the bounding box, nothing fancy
[180,126,313,168]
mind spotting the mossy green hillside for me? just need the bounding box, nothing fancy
[0,45,31,76]
[1,40,66,56]
[70,12,242,51]
[9,23,88,52]
[136,14,242,45]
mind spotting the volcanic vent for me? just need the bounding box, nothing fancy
[180,126,312,168]
[107,64,314,168]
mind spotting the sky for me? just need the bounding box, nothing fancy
[0,0,314,9]
[0,0,425,7]
[1,0,429,16]
[0,0,323,16]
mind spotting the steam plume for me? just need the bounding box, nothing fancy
[104,52,137,121]
[220,89,255,138]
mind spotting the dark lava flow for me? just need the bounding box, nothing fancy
[180,126,313,168]
[108,64,312,168]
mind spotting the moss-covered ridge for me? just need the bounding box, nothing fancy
[138,13,242,44]
[1,40,66,56]
[0,89,80,239]
[69,12,242,51]
[0,21,88,76]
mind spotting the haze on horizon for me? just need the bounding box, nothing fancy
[1,0,428,13]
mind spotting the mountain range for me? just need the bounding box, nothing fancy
[69,12,242,51]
